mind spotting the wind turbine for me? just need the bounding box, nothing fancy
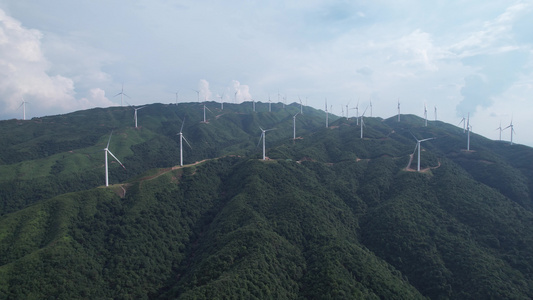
[345,101,351,118]
[397,99,401,122]
[114,84,130,106]
[411,134,435,172]
[496,121,503,141]
[293,112,299,140]
[219,92,224,110]
[192,89,200,102]
[466,113,471,150]
[458,116,466,133]
[424,103,428,127]
[133,106,146,128]
[177,119,192,166]
[175,90,180,105]
[258,127,275,160]
[103,131,126,187]
[202,103,213,123]
[503,118,515,145]
[325,98,329,128]
[18,97,29,120]
[353,100,360,125]
[360,106,369,139]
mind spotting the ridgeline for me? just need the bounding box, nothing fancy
[1,101,532,299]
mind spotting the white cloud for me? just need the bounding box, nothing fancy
[0,8,113,118]
[232,80,252,103]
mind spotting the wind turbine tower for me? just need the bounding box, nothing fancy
[466,113,471,150]
[412,135,435,172]
[103,131,126,186]
[18,98,29,120]
[325,98,329,128]
[114,84,129,106]
[258,127,275,160]
[360,106,368,139]
[293,112,299,140]
[424,103,428,127]
[133,106,146,128]
[219,93,224,110]
[397,99,401,122]
[504,119,515,145]
[202,104,213,123]
[178,119,192,166]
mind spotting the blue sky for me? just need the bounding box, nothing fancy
[0,0,532,146]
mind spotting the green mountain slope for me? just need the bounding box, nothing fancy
[1,102,533,299]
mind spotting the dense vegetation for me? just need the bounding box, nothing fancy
[1,102,532,299]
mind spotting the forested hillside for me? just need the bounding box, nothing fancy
[1,102,532,299]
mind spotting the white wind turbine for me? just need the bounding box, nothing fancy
[202,103,213,123]
[219,92,224,110]
[133,106,146,128]
[175,90,180,105]
[424,103,428,127]
[496,121,503,141]
[466,113,471,150]
[352,100,359,125]
[114,84,130,106]
[360,106,369,139]
[177,119,192,166]
[258,126,276,160]
[18,97,29,120]
[345,101,351,118]
[397,99,401,122]
[411,134,435,172]
[458,116,466,133]
[325,98,329,128]
[103,131,126,187]
[192,89,200,102]
[503,118,515,145]
[293,112,299,140]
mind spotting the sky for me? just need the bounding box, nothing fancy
[0,0,532,146]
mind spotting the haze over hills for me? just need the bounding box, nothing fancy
[1,102,532,299]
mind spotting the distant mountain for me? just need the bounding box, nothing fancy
[1,102,532,299]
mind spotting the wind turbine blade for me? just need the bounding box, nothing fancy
[412,143,419,155]
[106,131,113,148]
[503,125,511,130]
[206,106,213,113]
[294,112,299,118]
[114,92,122,97]
[182,135,192,149]
[123,93,131,98]
[257,133,264,147]
[107,150,126,169]
[265,128,277,132]
[137,106,146,110]
[419,137,435,142]
[180,119,185,133]
[409,132,420,142]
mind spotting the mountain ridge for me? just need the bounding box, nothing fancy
[1,102,532,299]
